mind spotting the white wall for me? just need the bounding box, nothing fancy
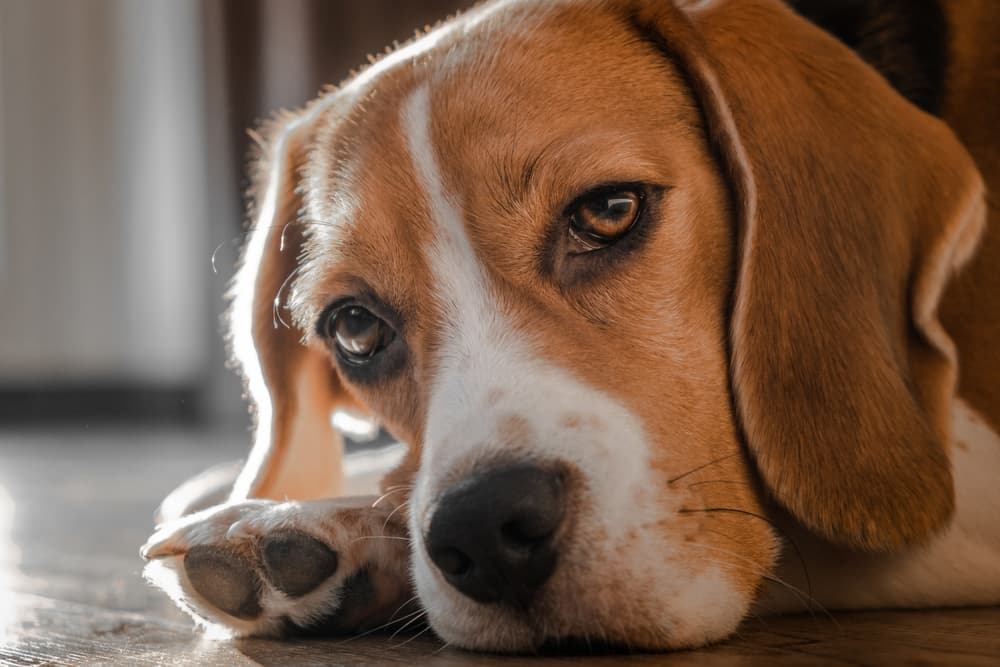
[0,0,210,385]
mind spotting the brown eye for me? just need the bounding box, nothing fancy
[326,305,395,365]
[568,187,643,251]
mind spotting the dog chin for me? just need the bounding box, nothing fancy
[411,536,752,653]
[411,552,537,651]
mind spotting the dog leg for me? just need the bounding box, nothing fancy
[154,460,245,525]
[140,496,415,637]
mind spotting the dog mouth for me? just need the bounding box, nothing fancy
[409,460,574,650]
[408,451,764,653]
[404,343,766,651]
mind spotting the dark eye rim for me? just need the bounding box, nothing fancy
[315,297,403,372]
[539,181,668,288]
[331,306,393,366]
[565,183,648,251]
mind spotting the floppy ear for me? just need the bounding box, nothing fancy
[227,104,360,502]
[632,0,986,550]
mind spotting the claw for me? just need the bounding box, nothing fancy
[226,520,257,541]
[140,531,185,560]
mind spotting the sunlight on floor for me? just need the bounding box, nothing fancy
[0,481,20,645]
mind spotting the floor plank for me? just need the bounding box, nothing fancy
[1,429,998,665]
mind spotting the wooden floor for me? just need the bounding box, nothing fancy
[1,429,998,666]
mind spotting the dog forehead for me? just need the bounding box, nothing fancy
[304,0,636,186]
[292,0,654,312]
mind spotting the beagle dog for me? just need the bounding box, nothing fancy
[141,0,1000,652]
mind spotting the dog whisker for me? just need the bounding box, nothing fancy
[387,593,422,621]
[379,500,409,535]
[380,606,426,637]
[272,265,302,329]
[279,220,296,253]
[684,479,748,489]
[391,621,435,649]
[346,534,413,546]
[388,608,429,640]
[684,539,770,575]
[667,453,740,485]
[760,574,839,629]
[298,217,351,232]
[210,236,244,275]
[430,638,453,655]
[682,547,831,629]
[335,595,424,644]
[684,540,830,619]
[371,485,414,508]
[679,506,814,606]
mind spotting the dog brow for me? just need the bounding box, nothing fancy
[402,84,494,329]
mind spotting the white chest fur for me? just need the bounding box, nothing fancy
[758,399,1000,613]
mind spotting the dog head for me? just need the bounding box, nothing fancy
[229,0,985,651]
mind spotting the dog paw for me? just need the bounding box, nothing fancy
[140,497,414,637]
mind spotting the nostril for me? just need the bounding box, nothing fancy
[425,464,567,606]
[434,546,472,577]
[500,517,554,551]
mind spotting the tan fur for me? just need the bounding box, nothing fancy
[939,0,1000,430]
[651,0,985,552]
[227,116,359,502]
[292,1,775,608]
[148,0,999,651]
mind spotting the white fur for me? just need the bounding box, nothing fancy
[760,398,1000,613]
[147,0,999,650]
[400,82,746,650]
[142,496,403,637]
[228,6,471,501]
[400,84,655,541]
[229,0,534,501]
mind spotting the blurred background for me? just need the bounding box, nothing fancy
[0,0,463,430]
[1,5,477,650]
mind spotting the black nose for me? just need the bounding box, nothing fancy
[425,464,566,608]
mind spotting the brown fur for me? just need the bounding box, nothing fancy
[242,0,990,550]
[939,0,1000,430]
[228,116,360,502]
[645,0,985,551]
[151,0,999,649]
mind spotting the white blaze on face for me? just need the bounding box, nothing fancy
[228,17,464,500]
[400,82,654,533]
[398,83,751,648]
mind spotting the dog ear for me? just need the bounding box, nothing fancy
[227,103,361,502]
[632,0,986,550]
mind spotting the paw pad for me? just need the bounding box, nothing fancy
[261,532,339,597]
[184,545,262,619]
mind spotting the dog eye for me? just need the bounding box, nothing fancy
[567,187,644,251]
[326,305,395,365]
